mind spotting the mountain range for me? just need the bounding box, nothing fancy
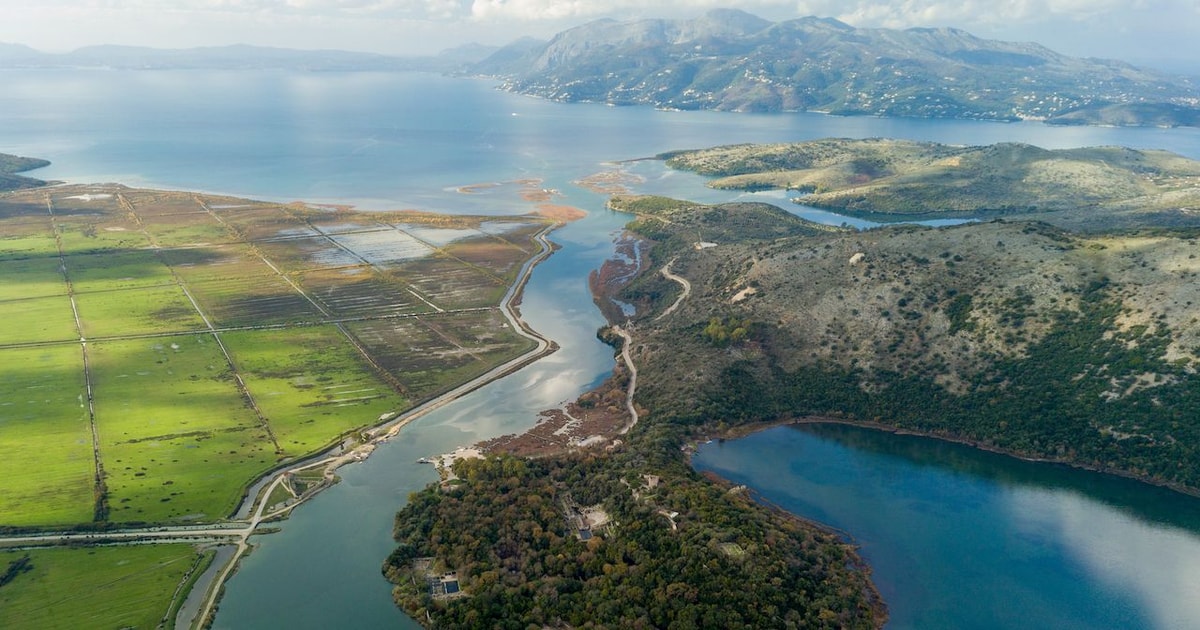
[470,9,1200,127]
[4,10,1198,128]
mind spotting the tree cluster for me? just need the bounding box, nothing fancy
[385,449,881,629]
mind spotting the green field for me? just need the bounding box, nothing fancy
[0,346,94,527]
[0,295,79,345]
[67,250,176,293]
[0,184,549,529]
[0,545,201,630]
[0,179,552,630]
[75,285,207,338]
[222,325,409,454]
[0,257,68,300]
[90,336,274,523]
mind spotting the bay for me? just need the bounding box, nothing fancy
[2,69,1199,628]
[693,424,1200,629]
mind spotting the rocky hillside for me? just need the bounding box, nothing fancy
[611,192,1200,491]
[473,9,1200,127]
[662,138,1200,230]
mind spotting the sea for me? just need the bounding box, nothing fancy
[3,69,1200,629]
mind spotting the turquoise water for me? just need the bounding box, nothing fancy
[3,69,1200,628]
[694,425,1200,629]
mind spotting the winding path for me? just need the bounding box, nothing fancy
[613,325,639,435]
[656,258,691,320]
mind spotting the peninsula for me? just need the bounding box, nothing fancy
[386,139,1200,627]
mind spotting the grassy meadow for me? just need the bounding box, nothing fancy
[221,325,409,455]
[0,545,202,630]
[0,184,549,527]
[0,346,94,527]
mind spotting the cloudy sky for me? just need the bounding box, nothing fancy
[1,0,1197,71]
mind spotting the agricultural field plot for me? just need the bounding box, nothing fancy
[221,326,409,454]
[392,255,507,310]
[53,215,149,255]
[122,190,209,217]
[0,346,94,527]
[346,310,534,400]
[138,213,236,248]
[254,234,364,272]
[390,223,482,246]
[89,336,276,523]
[66,250,176,293]
[0,186,551,528]
[187,275,325,327]
[47,191,122,216]
[0,544,202,630]
[159,244,269,282]
[0,219,58,261]
[0,295,79,345]
[53,207,150,252]
[298,266,430,319]
[213,205,318,241]
[325,228,435,266]
[74,284,206,338]
[477,219,545,242]
[0,257,67,300]
[0,196,49,220]
[425,310,537,371]
[442,235,533,279]
[306,216,383,234]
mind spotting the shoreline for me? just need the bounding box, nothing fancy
[689,415,1200,500]
[692,465,890,627]
[186,219,563,628]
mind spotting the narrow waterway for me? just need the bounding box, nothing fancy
[209,202,629,628]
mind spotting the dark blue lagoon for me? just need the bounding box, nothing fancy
[3,69,1200,628]
[694,424,1200,629]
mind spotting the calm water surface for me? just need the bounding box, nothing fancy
[694,425,1200,629]
[3,70,1199,628]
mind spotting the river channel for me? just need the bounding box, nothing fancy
[2,69,1199,628]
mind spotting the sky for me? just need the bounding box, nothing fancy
[0,1,1197,72]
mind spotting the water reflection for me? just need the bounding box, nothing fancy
[694,424,1200,629]
[1010,490,1200,629]
[797,423,1200,531]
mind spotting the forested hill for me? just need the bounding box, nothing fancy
[609,191,1200,492]
[471,9,1200,128]
[0,153,50,192]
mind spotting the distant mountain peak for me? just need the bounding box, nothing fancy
[472,13,1200,128]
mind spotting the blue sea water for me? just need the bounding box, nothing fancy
[695,425,1200,629]
[4,69,1200,629]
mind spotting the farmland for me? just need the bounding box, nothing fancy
[0,184,553,530]
[0,545,206,630]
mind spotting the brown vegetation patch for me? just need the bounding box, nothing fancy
[480,368,633,458]
[534,204,588,222]
[575,168,646,195]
